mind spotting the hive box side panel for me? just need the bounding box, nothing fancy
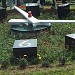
[65,36,75,50]
[13,47,37,58]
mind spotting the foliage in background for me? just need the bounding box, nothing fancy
[0,6,75,74]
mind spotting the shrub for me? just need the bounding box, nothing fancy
[42,54,53,63]
[41,60,50,68]
[71,52,75,61]
[1,59,9,69]
[70,45,75,61]
[29,57,39,65]
[57,50,67,66]
[19,58,28,69]
[58,57,66,66]
[9,56,19,65]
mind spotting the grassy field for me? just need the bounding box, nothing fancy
[0,62,75,75]
[0,8,75,75]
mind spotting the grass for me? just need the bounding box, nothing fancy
[0,62,75,75]
[0,8,75,75]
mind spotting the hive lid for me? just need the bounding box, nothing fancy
[26,3,39,6]
[13,39,37,48]
[66,33,75,39]
[58,3,69,7]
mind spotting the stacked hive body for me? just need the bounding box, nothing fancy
[58,3,70,19]
[26,3,40,17]
[0,7,6,20]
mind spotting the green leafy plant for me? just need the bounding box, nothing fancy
[58,50,66,66]
[29,57,39,65]
[58,57,66,66]
[1,59,9,69]
[68,45,75,61]
[42,54,54,64]
[19,58,28,69]
[9,56,19,65]
[41,60,50,68]
[41,54,50,67]
[71,53,75,61]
